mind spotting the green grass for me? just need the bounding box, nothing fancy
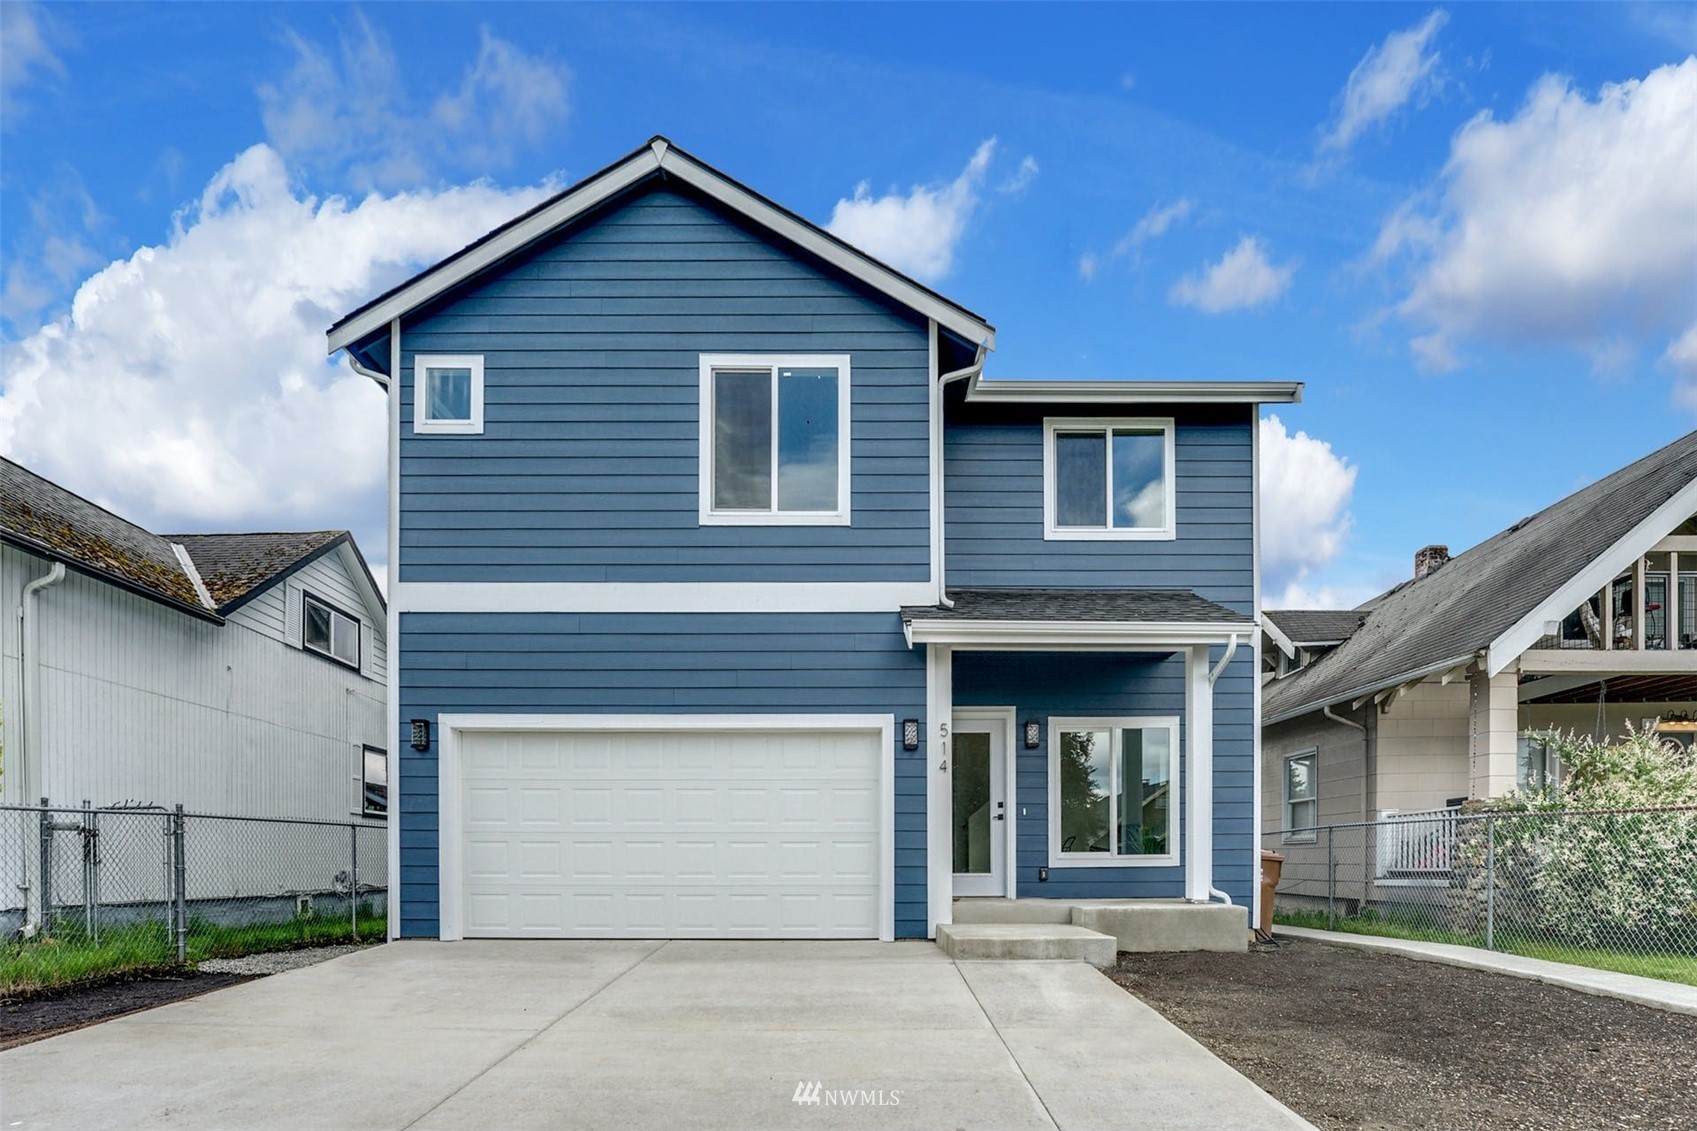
[1274,907,1697,987]
[1,907,386,996]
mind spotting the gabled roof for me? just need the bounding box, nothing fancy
[328,136,996,364]
[1,457,215,620]
[1265,430,1697,725]
[169,531,345,610]
[1264,609,1365,647]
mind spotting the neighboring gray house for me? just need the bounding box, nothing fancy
[2,457,387,826]
[327,136,1297,947]
[1261,431,1697,893]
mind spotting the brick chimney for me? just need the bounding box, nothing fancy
[1415,544,1450,579]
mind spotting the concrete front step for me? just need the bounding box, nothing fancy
[936,923,1118,968]
[952,898,1248,953]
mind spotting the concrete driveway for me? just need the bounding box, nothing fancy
[1,941,1311,1130]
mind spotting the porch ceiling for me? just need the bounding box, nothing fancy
[1519,673,1697,704]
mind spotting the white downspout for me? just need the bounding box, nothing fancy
[1204,632,1240,905]
[1324,704,1366,732]
[19,560,65,932]
[934,341,988,609]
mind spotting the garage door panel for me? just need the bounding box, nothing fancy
[458,727,882,939]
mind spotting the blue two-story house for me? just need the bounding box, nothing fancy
[328,138,1297,948]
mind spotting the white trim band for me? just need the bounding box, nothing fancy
[393,581,937,614]
[902,618,1257,648]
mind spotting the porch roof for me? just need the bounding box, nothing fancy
[900,588,1254,648]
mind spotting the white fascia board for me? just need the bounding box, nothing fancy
[328,142,997,357]
[393,581,936,614]
[965,376,1302,405]
[902,619,1257,648]
[1487,473,1697,676]
[438,712,896,733]
[1262,651,1477,727]
[328,150,662,354]
[1261,618,1297,660]
[170,543,218,612]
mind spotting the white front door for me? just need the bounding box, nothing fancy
[951,716,1007,897]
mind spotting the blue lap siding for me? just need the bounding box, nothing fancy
[396,186,931,585]
[952,648,1256,905]
[396,612,930,939]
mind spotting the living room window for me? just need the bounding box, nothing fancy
[699,354,850,524]
[1283,750,1318,841]
[1049,718,1179,866]
[1043,418,1175,540]
[303,593,360,669]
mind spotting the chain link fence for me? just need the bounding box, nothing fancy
[1264,805,1697,985]
[2,802,386,994]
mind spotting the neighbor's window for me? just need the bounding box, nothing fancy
[362,745,388,818]
[414,354,484,434]
[304,594,360,668]
[1516,736,1556,792]
[1044,418,1174,540]
[1283,751,1317,841]
[1050,719,1178,865]
[700,354,850,524]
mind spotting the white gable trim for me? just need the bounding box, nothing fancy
[170,543,217,611]
[1487,473,1697,676]
[1261,617,1297,661]
[328,139,995,359]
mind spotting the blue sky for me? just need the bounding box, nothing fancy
[3,2,1695,604]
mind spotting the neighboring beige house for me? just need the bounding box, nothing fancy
[1260,430,1697,898]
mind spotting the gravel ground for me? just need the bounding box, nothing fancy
[1111,937,1697,1131]
[2,943,377,1049]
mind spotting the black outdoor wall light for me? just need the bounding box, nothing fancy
[1023,720,1042,749]
[410,719,432,751]
[902,719,921,751]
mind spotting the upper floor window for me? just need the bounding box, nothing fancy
[414,354,484,435]
[304,593,360,669]
[699,354,850,525]
[1042,418,1175,540]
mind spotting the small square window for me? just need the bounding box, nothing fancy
[362,746,388,818]
[1044,418,1175,540]
[414,354,484,434]
[303,594,360,669]
[699,355,851,525]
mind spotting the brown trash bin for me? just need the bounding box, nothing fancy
[1258,850,1286,939]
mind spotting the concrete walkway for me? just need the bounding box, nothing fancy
[1,940,1312,1131]
[1277,926,1697,1016]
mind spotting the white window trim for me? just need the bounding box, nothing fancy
[697,353,852,526]
[1282,749,1318,843]
[302,592,362,669]
[1047,715,1181,868]
[1041,417,1176,541]
[413,354,484,435]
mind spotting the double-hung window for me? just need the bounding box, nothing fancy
[413,354,484,434]
[1049,718,1179,866]
[1283,750,1317,841]
[699,354,850,524]
[1043,418,1175,540]
[303,594,361,669]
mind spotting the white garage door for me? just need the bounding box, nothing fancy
[457,726,882,938]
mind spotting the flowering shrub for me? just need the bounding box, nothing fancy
[1490,727,1697,949]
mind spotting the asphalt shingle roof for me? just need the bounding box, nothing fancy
[1265,609,1367,645]
[170,532,344,608]
[902,588,1252,625]
[1265,429,1697,723]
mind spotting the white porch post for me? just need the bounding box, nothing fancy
[925,644,953,937]
[1469,667,1520,798]
[1184,644,1214,902]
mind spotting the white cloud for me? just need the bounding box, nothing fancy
[1169,236,1295,313]
[1077,252,1099,281]
[1375,58,1697,379]
[1321,10,1449,153]
[258,16,569,190]
[1665,322,1697,410]
[0,1,65,119]
[1267,579,1381,611]
[0,144,553,542]
[825,139,998,280]
[999,155,1040,195]
[1259,415,1359,604]
[1114,198,1194,258]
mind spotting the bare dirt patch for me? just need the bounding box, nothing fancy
[1,971,255,1049]
[1111,936,1697,1131]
